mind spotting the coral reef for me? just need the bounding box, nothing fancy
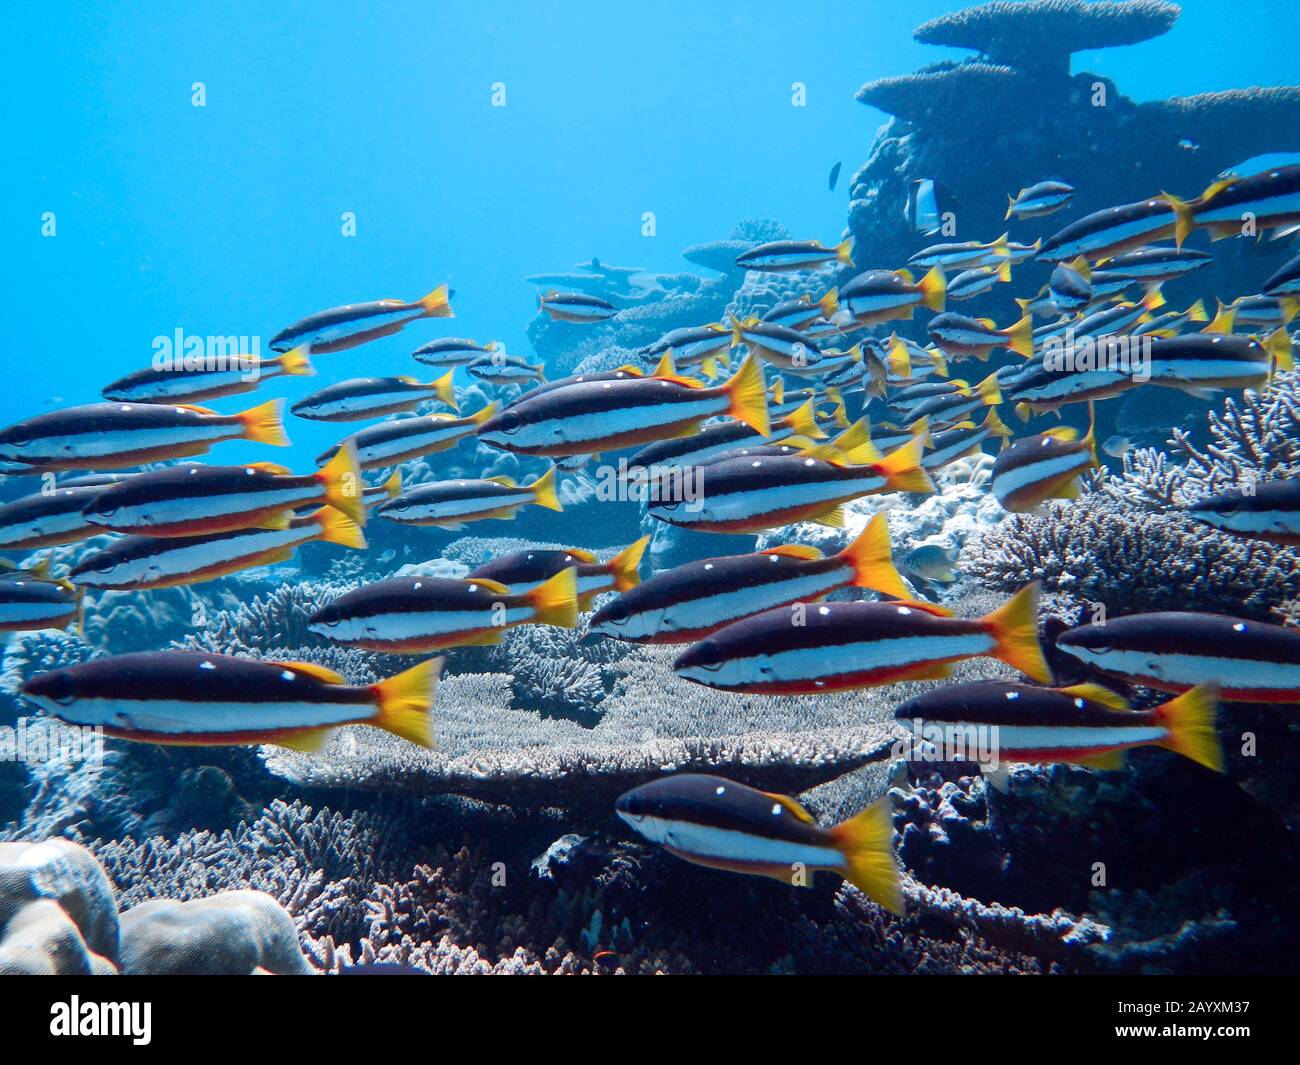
[0,838,118,974]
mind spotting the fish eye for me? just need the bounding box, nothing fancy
[693,640,724,671]
[606,601,630,625]
[496,412,521,435]
[95,558,114,574]
[6,429,31,448]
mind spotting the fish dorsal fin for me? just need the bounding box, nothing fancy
[652,350,678,378]
[614,364,644,376]
[467,576,512,595]
[763,544,824,560]
[270,661,349,685]
[896,268,914,284]
[247,461,292,475]
[566,548,599,563]
[276,729,334,754]
[1042,426,1079,443]
[1059,683,1131,711]
[174,404,217,415]
[762,792,815,824]
[485,475,517,487]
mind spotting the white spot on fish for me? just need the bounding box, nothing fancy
[281,670,296,682]
[1074,697,1085,708]
[1233,622,1246,631]
[818,606,830,615]
[199,661,216,670]
[770,803,782,816]
[716,785,726,796]
[1006,690,1019,700]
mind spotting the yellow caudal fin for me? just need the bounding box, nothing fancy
[876,434,936,495]
[528,567,578,628]
[919,265,946,312]
[1004,314,1035,359]
[835,237,854,266]
[838,512,910,598]
[724,352,771,436]
[313,506,367,549]
[278,345,315,377]
[1202,301,1236,335]
[431,369,458,410]
[373,657,443,749]
[886,334,912,379]
[975,370,1003,405]
[1266,327,1294,373]
[471,401,500,425]
[828,797,904,915]
[318,440,365,524]
[380,469,403,500]
[529,465,563,511]
[980,582,1053,684]
[609,535,650,593]
[1005,193,1016,221]
[984,405,1013,438]
[1280,296,1300,327]
[826,387,849,428]
[1161,192,1196,248]
[652,349,678,378]
[237,399,290,447]
[1185,298,1208,323]
[1156,682,1224,772]
[784,398,826,439]
[418,283,454,318]
[1142,285,1166,313]
[818,287,840,320]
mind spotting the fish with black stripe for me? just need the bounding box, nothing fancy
[538,291,617,322]
[476,352,769,458]
[673,583,1052,694]
[376,467,561,529]
[1184,478,1300,547]
[469,536,649,608]
[1057,611,1300,703]
[307,569,578,651]
[102,347,314,404]
[1037,198,1177,262]
[1165,164,1300,246]
[22,651,442,750]
[734,238,854,272]
[990,407,1099,512]
[588,514,910,644]
[648,431,933,534]
[0,400,288,472]
[318,405,498,472]
[270,285,453,354]
[82,444,363,536]
[69,506,366,591]
[0,570,82,633]
[291,373,457,422]
[615,774,903,914]
[894,680,1223,774]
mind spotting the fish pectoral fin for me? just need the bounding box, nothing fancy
[275,728,334,754]
[453,629,505,647]
[899,661,953,682]
[811,504,846,528]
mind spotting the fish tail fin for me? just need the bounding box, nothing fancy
[876,434,936,495]
[724,352,771,436]
[1266,327,1294,373]
[886,334,912,379]
[976,370,1003,405]
[1084,400,1100,467]
[609,535,650,593]
[278,345,315,376]
[528,567,579,628]
[1142,285,1166,313]
[313,506,368,549]
[373,657,442,749]
[1155,682,1224,772]
[818,287,840,319]
[785,398,825,439]
[318,440,366,524]
[432,369,458,410]
[237,398,290,447]
[529,465,563,512]
[836,238,855,266]
[1004,194,1015,221]
[1005,314,1035,358]
[829,798,904,915]
[1185,298,1208,323]
[418,284,454,318]
[1202,300,1236,335]
[981,582,1052,683]
[930,347,949,377]
[826,387,849,428]
[1161,192,1195,248]
[1280,296,1300,327]
[838,512,910,598]
[920,265,946,312]
[380,469,403,500]
[471,401,500,425]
